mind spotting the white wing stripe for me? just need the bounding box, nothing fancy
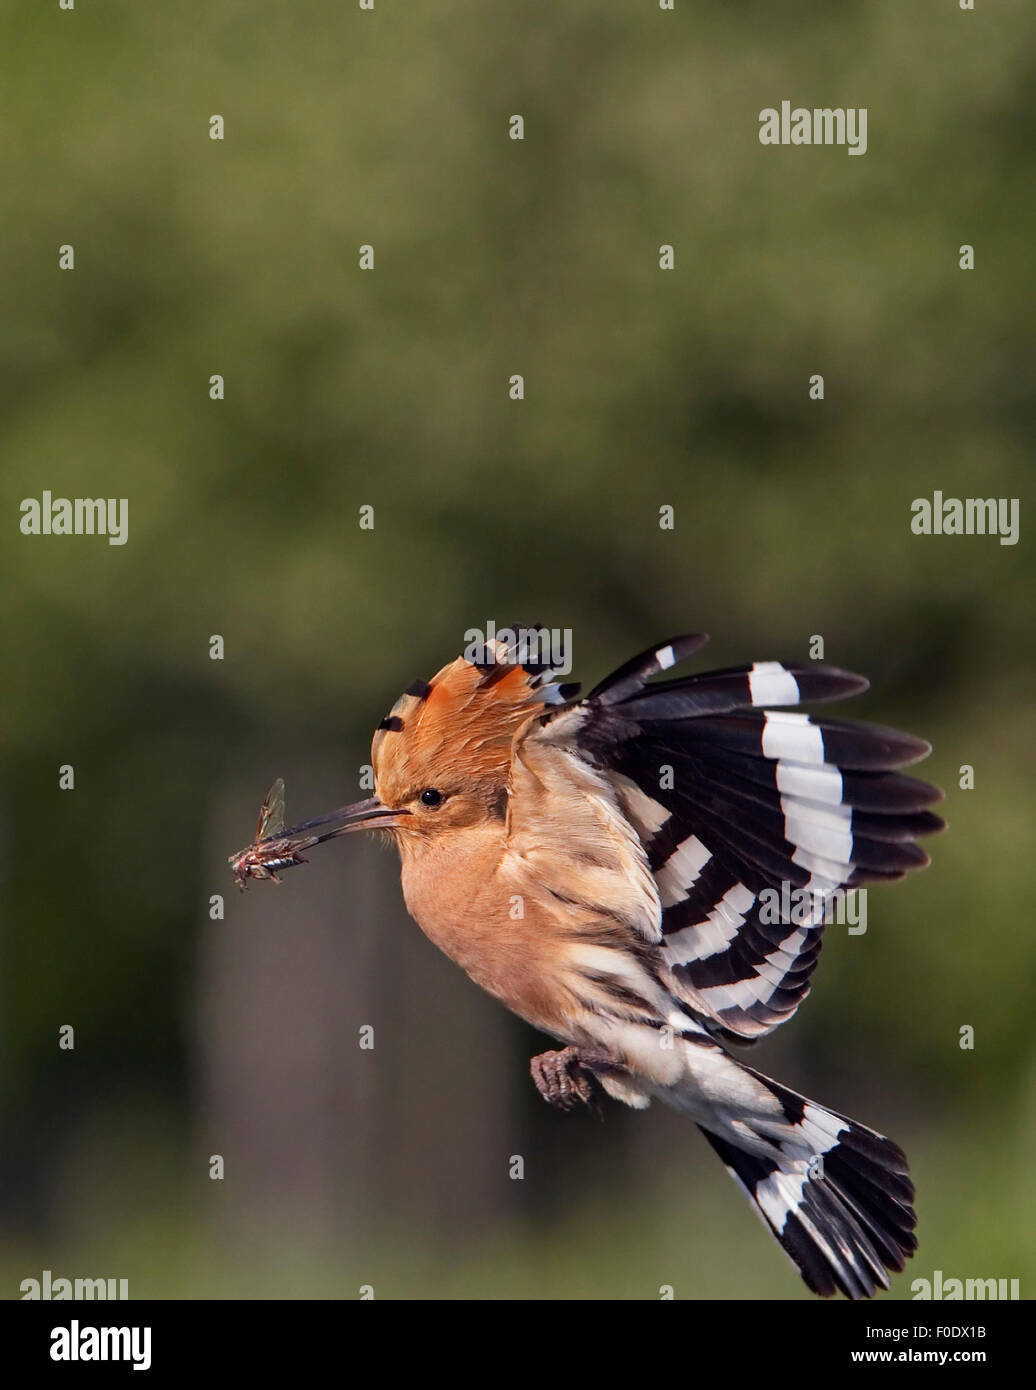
[655,834,712,907]
[775,760,844,804]
[748,662,800,707]
[761,712,826,763]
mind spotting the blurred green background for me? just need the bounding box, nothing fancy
[2,0,1033,1299]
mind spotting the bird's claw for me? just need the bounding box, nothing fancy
[529,1046,622,1114]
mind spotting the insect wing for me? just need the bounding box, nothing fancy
[255,777,286,842]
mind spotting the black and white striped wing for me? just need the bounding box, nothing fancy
[554,637,944,1043]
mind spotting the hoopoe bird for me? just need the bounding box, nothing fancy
[235,629,944,1298]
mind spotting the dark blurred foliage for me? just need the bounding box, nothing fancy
[1,1,1033,1297]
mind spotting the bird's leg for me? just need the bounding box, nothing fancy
[529,1046,626,1113]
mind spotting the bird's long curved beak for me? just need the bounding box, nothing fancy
[266,797,411,847]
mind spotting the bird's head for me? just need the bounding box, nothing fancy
[328,639,571,846]
[368,653,550,839]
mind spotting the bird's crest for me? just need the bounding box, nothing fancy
[371,629,576,802]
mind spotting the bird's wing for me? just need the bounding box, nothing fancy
[521,636,944,1043]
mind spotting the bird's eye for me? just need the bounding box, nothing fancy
[419,788,444,807]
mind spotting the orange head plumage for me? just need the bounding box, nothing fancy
[370,642,569,836]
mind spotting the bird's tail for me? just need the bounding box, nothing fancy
[664,1046,916,1297]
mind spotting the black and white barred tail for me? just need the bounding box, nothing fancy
[695,1066,917,1298]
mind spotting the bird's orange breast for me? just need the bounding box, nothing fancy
[397,824,585,1039]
